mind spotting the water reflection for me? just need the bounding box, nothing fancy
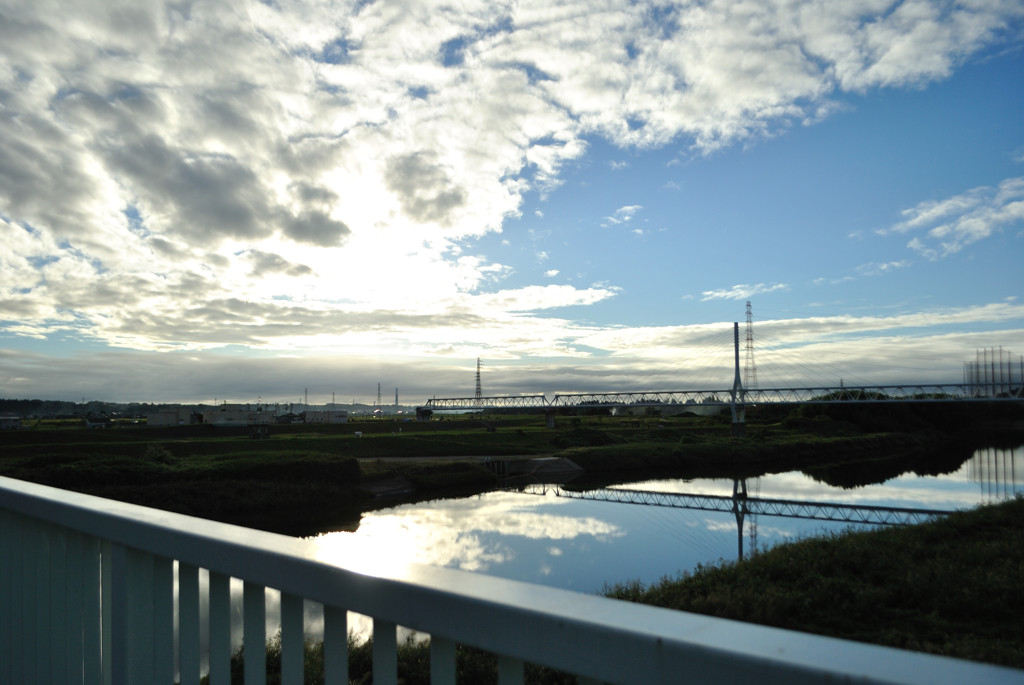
[310,445,1023,596]
[313,491,625,584]
[185,444,1022,666]
[968,446,1023,502]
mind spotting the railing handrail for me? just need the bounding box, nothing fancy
[2,475,1021,684]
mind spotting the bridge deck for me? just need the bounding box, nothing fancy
[421,384,1023,411]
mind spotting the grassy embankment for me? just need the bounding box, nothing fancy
[1,406,1018,535]
[0,419,543,534]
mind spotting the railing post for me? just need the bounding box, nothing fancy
[498,655,524,684]
[430,635,456,684]
[82,535,102,685]
[49,524,68,685]
[281,592,304,685]
[154,556,175,684]
[0,511,15,684]
[27,517,42,683]
[65,532,85,685]
[208,571,232,685]
[372,618,398,685]
[179,562,202,685]
[323,605,348,685]
[108,543,156,684]
[243,581,266,685]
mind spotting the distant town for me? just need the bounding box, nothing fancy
[0,397,421,429]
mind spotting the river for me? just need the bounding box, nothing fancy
[310,444,1023,594]
[192,443,1023,665]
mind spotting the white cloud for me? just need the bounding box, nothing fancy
[885,177,1024,259]
[1,302,1021,401]
[0,0,1021,389]
[855,260,911,276]
[700,283,788,301]
[602,204,643,227]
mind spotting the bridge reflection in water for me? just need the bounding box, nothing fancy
[518,481,958,561]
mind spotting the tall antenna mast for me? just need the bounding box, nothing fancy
[475,358,483,399]
[376,383,382,414]
[744,301,758,390]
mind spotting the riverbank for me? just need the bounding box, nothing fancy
[605,494,1024,669]
[0,413,1017,535]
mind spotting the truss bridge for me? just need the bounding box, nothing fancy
[418,321,1022,431]
[520,484,955,527]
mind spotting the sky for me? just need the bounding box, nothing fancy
[1,0,1023,405]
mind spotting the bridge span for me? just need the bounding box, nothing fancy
[421,383,1024,412]
[418,324,1021,431]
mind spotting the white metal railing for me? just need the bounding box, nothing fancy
[1,475,1021,685]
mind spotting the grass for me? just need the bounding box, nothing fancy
[604,496,1024,669]
[0,411,1012,535]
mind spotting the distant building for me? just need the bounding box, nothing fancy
[203,403,271,426]
[304,410,348,424]
[0,416,21,430]
[146,408,193,427]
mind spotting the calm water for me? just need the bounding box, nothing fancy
[195,444,1022,664]
[310,445,1023,594]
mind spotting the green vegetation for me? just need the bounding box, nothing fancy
[204,632,573,685]
[604,496,1024,669]
[1,404,1020,535]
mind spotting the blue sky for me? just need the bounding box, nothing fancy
[1,0,1022,404]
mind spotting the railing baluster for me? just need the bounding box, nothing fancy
[109,543,157,683]
[429,635,456,684]
[281,592,304,685]
[497,654,524,684]
[82,535,102,685]
[208,571,232,685]
[0,511,14,685]
[243,581,267,685]
[101,539,112,685]
[65,532,85,685]
[323,605,348,685]
[154,556,175,684]
[50,525,68,685]
[179,562,202,685]
[372,618,398,685]
[25,517,41,684]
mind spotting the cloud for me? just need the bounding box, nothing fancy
[700,283,788,301]
[384,152,468,226]
[885,177,1024,259]
[2,302,1021,402]
[0,0,1021,389]
[602,205,643,227]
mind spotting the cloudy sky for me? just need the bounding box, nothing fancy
[1,0,1022,405]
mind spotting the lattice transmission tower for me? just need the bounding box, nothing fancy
[475,358,483,399]
[744,301,758,390]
